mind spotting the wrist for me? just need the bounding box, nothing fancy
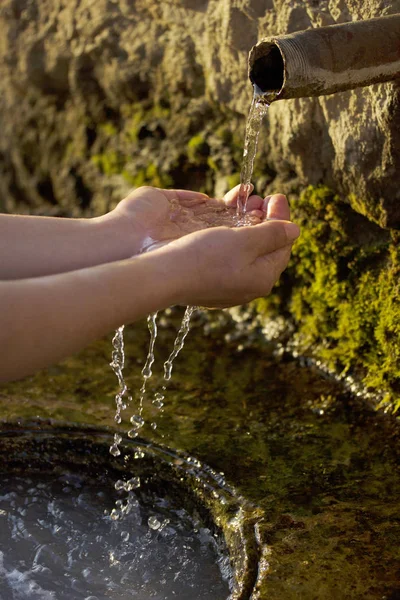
[137,244,187,309]
[90,211,143,263]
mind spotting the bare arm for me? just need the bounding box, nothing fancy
[0,188,214,280]
[0,186,266,280]
[0,218,299,383]
[0,213,135,280]
[0,247,182,382]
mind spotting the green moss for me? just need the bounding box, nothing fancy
[122,164,173,189]
[347,191,387,227]
[257,185,400,410]
[98,122,118,137]
[91,150,125,176]
[187,134,210,164]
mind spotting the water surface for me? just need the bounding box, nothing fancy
[0,470,230,600]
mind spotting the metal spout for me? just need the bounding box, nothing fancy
[249,14,400,101]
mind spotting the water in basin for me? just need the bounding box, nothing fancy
[0,470,231,600]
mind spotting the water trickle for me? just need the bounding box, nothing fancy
[125,311,159,450]
[236,87,270,222]
[164,306,197,381]
[107,84,268,522]
[109,326,130,457]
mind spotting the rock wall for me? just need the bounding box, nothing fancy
[0,0,399,403]
[1,0,399,222]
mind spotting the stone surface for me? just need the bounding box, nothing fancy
[0,0,399,225]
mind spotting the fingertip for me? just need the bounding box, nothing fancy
[283,221,300,242]
[266,193,290,221]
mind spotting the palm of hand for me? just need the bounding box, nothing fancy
[114,187,264,254]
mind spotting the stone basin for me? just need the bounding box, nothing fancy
[1,311,399,599]
[0,420,263,600]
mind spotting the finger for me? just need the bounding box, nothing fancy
[264,194,290,221]
[223,184,254,207]
[247,208,264,219]
[256,245,293,291]
[239,219,300,256]
[245,195,265,212]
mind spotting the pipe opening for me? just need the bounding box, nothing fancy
[249,44,284,94]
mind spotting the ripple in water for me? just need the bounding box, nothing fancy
[0,472,231,600]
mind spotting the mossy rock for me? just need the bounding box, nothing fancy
[256,186,400,411]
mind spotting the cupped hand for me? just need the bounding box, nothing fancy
[155,212,300,309]
[109,185,273,255]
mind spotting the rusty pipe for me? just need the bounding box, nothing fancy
[249,14,400,102]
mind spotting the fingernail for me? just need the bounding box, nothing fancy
[284,222,300,241]
[262,195,272,210]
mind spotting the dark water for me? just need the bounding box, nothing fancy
[0,471,229,600]
[1,309,399,599]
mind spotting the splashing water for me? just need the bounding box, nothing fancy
[164,306,197,381]
[108,84,269,509]
[128,311,158,443]
[236,88,270,223]
[0,472,231,600]
[147,306,197,432]
[109,326,130,457]
[109,308,197,519]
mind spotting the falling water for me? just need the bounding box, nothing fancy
[109,326,130,458]
[108,83,271,508]
[164,306,197,381]
[128,312,158,443]
[146,306,197,432]
[236,87,270,222]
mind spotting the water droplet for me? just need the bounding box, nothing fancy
[121,531,130,542]
[110,509,119,521]
[114,480,126,491]
[152,393,164,409]
[150,422,157,430]
[130,415,144,429]
[126,477,140,490]
[148,516,161,530]
[127,430,138,439]
[109,445,121,457]
[134,450,145,459]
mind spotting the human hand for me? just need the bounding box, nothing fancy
[106,185,268,254]
[155,193,300,309]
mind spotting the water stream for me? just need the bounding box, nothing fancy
[107,85,272,524]
[236,87,270,222]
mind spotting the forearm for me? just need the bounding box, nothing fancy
[0,213,137,279]
[0,249,182,382]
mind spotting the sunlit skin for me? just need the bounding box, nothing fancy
[111,184,269,251]
[0,185,299,382]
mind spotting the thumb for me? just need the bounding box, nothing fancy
[240,220,300,256]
